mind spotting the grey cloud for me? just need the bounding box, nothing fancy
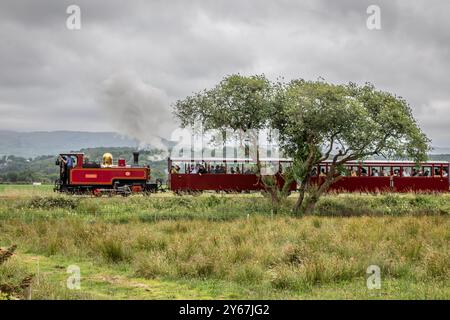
[0,0,448,146]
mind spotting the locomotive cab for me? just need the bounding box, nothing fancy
[54,153,84,192]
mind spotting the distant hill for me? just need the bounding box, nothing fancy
[429,154,450,162]
[0,130,140,158]
[430,147,450,155]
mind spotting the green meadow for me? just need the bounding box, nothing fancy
[1,185,449,299]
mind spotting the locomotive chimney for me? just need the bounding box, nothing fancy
[133,152,140,165]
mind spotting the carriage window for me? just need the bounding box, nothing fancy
[443,167,449,177]
[434,166,441,177]
[379,166,389,177]
[215,163,224,174]
[422,166,432,177]
[432,165,448,177]
[227,163,242,174]
[348,166,358,177]
[243,164,256,174]
[360,166,368,176]
[392,166,401,176]
[319,165,327,176]
[212,163,226,174]
[171,163,183,173]
[370,166,381,176]
[262,162,279,175]
[411,166,421,177]
[402,166,413,177]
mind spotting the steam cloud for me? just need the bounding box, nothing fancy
[99,70,175,150]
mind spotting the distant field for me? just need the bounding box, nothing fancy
[0,184,53,193]
[0,185,449,299]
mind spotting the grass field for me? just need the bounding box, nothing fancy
[0,185,449,300]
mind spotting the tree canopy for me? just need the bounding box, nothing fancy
[272,80,430,213]
[173,74,272,133]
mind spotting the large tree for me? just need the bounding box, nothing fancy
[271,80,430,214]
[173,74,273,169]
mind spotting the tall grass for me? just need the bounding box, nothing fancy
[1,214,448,293]
[0,191,449,298]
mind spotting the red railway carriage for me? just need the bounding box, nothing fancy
[55,152,157,195]
[168,157,297,193]
[310,160,449,193]
[168,158,449,194]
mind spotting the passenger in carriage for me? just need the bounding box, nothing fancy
[170,165,180,174]
[319,168,326,177]
[244,165,257,174]
[361,168,367,176]
[350,168,357,177]
[230,167,235,174]
[402,169,410,177]
[189,164,198,174]
[412,168,418,177]
[443,168,449,177]
[235,166,241,174]
[198,164,207,174]
[371,169,379,177]
[423,169,430,177]
[434,168,440,176]
[380,169,387,177]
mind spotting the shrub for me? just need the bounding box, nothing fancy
[98,238,131,263]
[27,196,79,210]
[134,253,171,279]
[270,267,311,292]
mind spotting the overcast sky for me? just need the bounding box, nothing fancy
[0,0,449,147]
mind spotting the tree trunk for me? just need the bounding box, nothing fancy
[222,130,227,160]
[304,167,341,214]
[292,145,316,214]
[305,187,324,215]
[293,179,308,214]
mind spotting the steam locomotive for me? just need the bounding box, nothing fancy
[54,152,160,196]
